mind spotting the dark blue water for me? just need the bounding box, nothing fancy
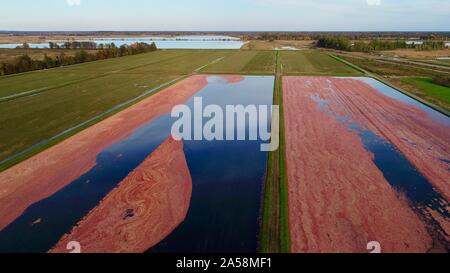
[150,76,274,253]
[0,76,274,253]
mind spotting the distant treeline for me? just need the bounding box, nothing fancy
[48,41,99,49]
[317,36,447,52]
[0,42,157,76]
[3,31,450,39]
[18,41,139,50]
[242,32,450,41]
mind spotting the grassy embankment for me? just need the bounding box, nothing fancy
[260,51,290,253]
[278,54,290,253]
[0,49,231,171]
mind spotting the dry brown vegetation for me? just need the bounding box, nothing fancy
[381,48,450,59]
[241,40,315,50]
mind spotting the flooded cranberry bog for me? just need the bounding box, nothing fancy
[0,75,274,253]
[283,76,449,253]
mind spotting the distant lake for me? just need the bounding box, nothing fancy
[0,35,246,49]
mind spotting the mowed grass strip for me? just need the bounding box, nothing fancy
[260,51,291,253]
[0,50,226,163]
[281,50,362,76]
[201,50,276,74]
[260,52,281,253]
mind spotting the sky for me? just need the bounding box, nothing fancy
[1,0,449,31]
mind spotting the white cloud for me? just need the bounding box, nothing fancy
[367,0,381,6]
[66,0,81,6]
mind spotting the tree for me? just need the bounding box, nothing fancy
[42,54,56,69]
[49,42,60,49]
[75,49,89,63]
[14,54,34,72]
[317,36,351,51]
[149,42,157,51]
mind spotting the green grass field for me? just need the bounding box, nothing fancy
[280,50,362,75]
[201,50,276,74]
[0,50,224,99]
[0,50,227,164]
[401,77,450,105]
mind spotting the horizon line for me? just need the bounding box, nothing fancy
[2,30,450,33]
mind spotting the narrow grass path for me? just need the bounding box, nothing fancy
[260,51,290,253]
[278,61,290,253]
